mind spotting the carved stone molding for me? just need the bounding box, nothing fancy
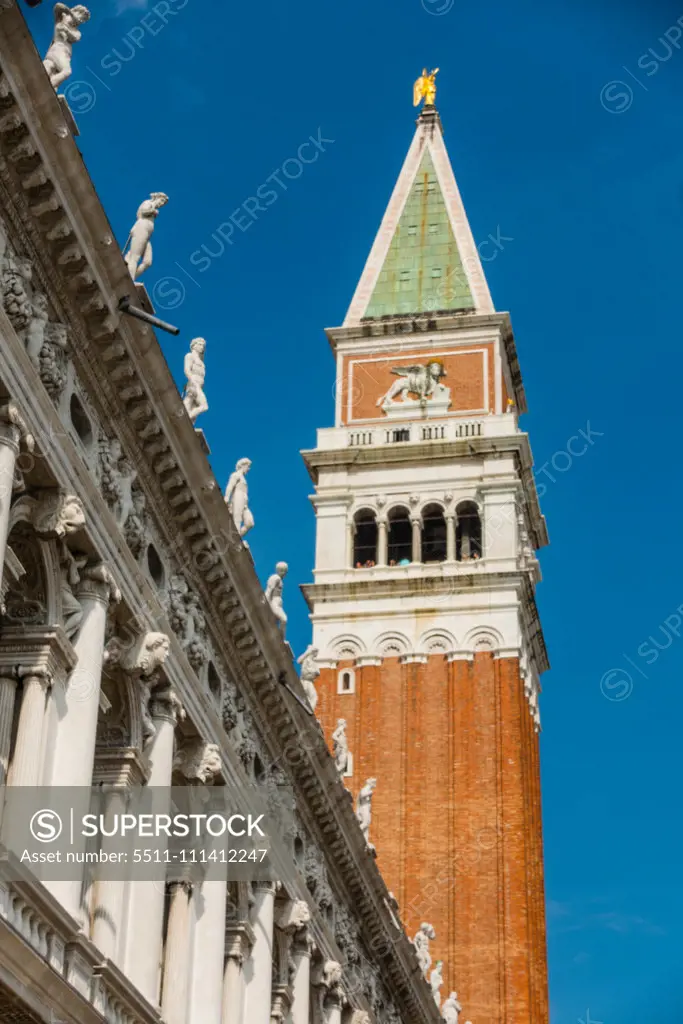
[0,623,76,684]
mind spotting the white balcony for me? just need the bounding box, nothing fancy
[315,413,519,451]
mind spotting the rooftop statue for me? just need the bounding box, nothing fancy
[123,192,169,281]
[265,562,288,638]
[413,67,439,108]
[43,3,90,90]
[224,458,254,539]
[182,338,209,424]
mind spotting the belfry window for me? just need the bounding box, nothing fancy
[353,510,378,567]
[337,668,356,694]
[456,501,482,561]
[422,504,447,563]
[387,506,412,565]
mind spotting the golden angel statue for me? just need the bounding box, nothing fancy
[413,67,439,108]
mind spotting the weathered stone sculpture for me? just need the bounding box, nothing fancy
[412,921,436,977]
[174,739,222,784]
[332,718,349,775]
[58,540,87,639]
[124,192,168,281]
[297,644,320,710]
[2,253,33,332]
[15,490,85,538]
[43,3,91,90]
[24,292,49,368]
[430,960,443,1007]
[224,458,254,538]
[265,562,288,638]
[165,575,209,671]
[182,338,209,425]
[442,991,462,1023]
[98,437,137,526]
[355,777,376,846]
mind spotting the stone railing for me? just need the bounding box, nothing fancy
[0,854,161,1024]
[336,412,517,450]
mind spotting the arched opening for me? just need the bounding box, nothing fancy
[146,544,164,587]
[456,501,482,561]
[337,668,355,695]
[387,506,412,565]
[253,755,265,783]
[69,393,93,448]
[353,509,377,567]
[294,836,304,867]
[421,504,447,563]
[208,663,221,705]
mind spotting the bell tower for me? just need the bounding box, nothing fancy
[301,93,550,1024]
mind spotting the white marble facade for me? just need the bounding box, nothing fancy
[0,14,442,1024]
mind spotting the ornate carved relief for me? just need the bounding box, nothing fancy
[165,574,209,671]
[97,436,137,526]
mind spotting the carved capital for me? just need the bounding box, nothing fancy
[0,625,77,687]
[16,665,52,690]
[173,739,221,784]
[276,898,310,934]
[105,630,170,678]
[13,490,85,538]
[78,562,121,605]
[0,402,34,453]
[312,958,343,994]
[149,685,185,725]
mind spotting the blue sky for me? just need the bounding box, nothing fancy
[26,0,683,1019]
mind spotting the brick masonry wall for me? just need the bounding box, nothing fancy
[317,653,549,1024]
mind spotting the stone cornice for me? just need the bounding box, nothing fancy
[0,13,442,1022]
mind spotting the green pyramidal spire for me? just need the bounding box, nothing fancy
[363,149,475,319]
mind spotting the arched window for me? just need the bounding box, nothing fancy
[146,544,164,587]
[387,506,412,565]
[207,663,221,706]
[69,393,93,448]
[456,501,482,561]
[421,504,447,563]
[353,509,377,567]
[337,668,355,694]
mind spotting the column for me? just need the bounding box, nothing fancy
[324,992,343,1024]
[445,513,456,562]
[124,687,182,1006]
[0,674,17,786]
[187,875,227,1024]
[376,519,388,567]
[312,961,343,1024]
[0,404,24,583]
[49,564,120,787]
[45,564,120,919]
[289,930,313,1024]
[91,788,131,962]
[347,520,355,567]
[411,517,422,564]
[161,880,194,1024]
[7,669,50,786]
[222,916,254,1024]
[242,882,276,1024]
